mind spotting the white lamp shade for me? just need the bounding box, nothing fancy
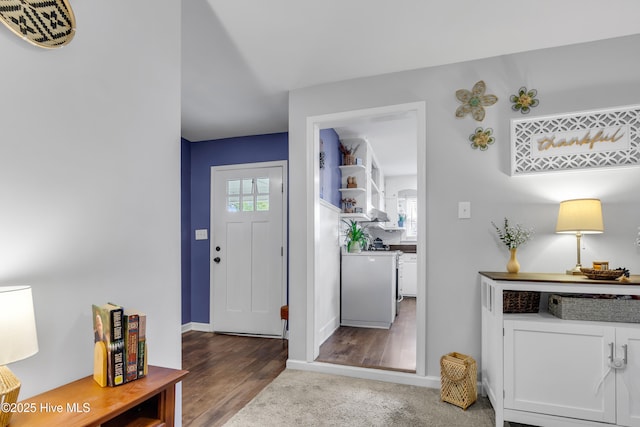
[555,199,604,234]
[0,286,39,366]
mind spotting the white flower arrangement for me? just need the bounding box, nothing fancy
[492,218,534,249]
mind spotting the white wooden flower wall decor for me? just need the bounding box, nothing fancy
[455,80,498,122]
[0,0,76,48]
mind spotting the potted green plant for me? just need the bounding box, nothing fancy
[343,219,369,253]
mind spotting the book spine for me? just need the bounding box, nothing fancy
[110,308,125,386]
[125,314,139,382]
[137,314,147,378]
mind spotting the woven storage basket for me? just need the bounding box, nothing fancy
[503,290,540,313]
[440,352,477,410]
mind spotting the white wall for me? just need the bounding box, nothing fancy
[316,201,341,349]
[0,0,181,400]
[289,35,640,378]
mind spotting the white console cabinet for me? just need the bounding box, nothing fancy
[480,272,640,427]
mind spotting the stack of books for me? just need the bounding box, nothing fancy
[92,303,147,387]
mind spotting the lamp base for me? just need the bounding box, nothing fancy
[566,265,584,275]
[0,365,21,427]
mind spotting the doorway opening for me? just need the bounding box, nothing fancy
[307,102,427,378]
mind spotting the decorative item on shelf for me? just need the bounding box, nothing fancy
[616,267,631,283]
[492,218,534,274]
[341,198,357,213]
[617,267,631,278]
[92,303,147,388]
[592,261,609,271]
[398,213,405,228]
[342,219,369,253]
[555,198,604,275]
[455,80,498,122]
[579,268,624,280]
[0,286,39,427]
[503,290,540,313]
[339,142,360,166]
[510,87,539,114]
[469,127,495,150]
[319,139,325,169]
[346,176,358,188]
[0,0,76,48]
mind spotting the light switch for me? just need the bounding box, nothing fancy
[195,229,208,240]
[458,202,471,219]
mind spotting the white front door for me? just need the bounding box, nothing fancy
[210,162,286,336]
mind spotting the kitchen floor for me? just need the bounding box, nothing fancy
[315,297,416,372]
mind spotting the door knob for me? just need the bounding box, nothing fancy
[213,257,221,263]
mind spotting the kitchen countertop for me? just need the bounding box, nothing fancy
[342,250,401,256]
[388,244,417,253]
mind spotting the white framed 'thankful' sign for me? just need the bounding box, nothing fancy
[510,104,640,175]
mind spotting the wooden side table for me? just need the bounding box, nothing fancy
[8,365,188,427]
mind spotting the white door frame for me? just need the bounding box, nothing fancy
[209,160,288,335]
[305,102,427,377]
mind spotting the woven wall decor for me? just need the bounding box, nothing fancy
[0,0,76,49]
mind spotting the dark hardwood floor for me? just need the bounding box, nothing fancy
[316,297,417,372]
[181,331,288,427]
[181,299,416,425]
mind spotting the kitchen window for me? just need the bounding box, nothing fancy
[398,189,417,239]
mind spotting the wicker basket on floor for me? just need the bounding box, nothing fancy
[440,352,477,410]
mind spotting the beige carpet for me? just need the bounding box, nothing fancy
[223,369,500,427]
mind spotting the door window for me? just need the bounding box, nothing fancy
[227,177,270,212]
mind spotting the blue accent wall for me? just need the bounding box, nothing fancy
[185,132,288,324]
[181,139,192,324]
[320,128,341,208]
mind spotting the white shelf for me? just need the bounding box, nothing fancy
[338,139,385,220]
[340,213,370,221]
[339,165,366,172]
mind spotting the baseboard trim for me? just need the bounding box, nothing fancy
[181,322,211,333]
[286,359,440,389]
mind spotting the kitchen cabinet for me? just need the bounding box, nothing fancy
[399,253,417,296]
[338,138,384,221]
[481,272,640,427]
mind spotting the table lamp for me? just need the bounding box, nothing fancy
[0,286,39,427]
[555,198,604,275]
